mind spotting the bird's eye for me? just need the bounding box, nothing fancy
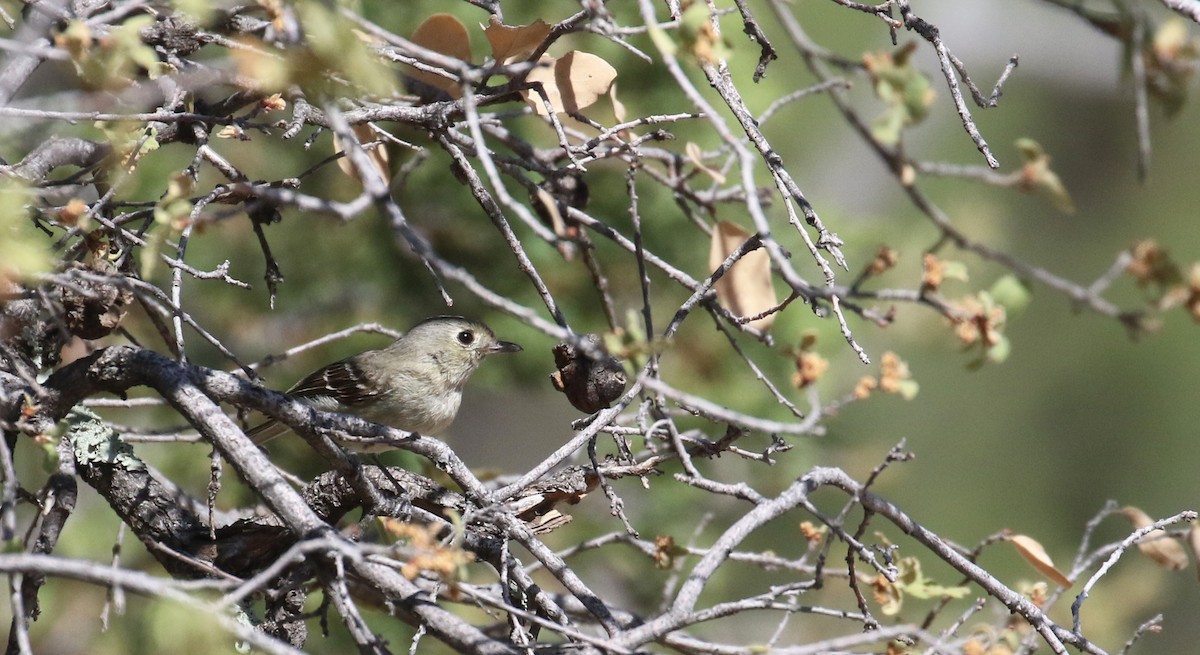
[456,330,475,346]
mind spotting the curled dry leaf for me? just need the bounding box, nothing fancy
[871,575,901,616]
[408,14,473,99]
[685,142,726,184]
[610,82,627,123]
[483,16,551,64]
[532,187,566,237]
[333,124,390,185]
[521,51,617,116]
[708,221,777,331]
[1010,534,1072,587]
[1122,506,1189,571]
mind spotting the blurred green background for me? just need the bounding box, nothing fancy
[4,0,1199,652]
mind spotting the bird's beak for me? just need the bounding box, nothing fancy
[489,340,522,354]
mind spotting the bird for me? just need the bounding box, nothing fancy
[248,315,521,451]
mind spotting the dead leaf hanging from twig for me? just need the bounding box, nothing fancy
[333,124,390,185]
[1122,506,1189,571]
[708,221,777,331]
[1010,534,1072,587]
[521,51,617,116]
[406,14,472,100]
[483,17,551,64]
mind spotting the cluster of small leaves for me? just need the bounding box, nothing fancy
[871,554,970,617]
[55,17,170,89]
[232,3,395,97]
[1126,239,1200,323]
[0,180,51,282]
[853,351,919,400]
[405,13,618,116]
[868,509,1200,652]
[378,517,473,583]
[864,42,936,146]
[1014,138,1074,214]
[790,332,828,389]
[1143,18,1200,117]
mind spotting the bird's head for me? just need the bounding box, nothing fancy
[394,315,522,388]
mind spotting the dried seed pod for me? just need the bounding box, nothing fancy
[549,334,627,414]
[61,260,131,340]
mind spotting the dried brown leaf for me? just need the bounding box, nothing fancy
[521,51,617,116]
[333,124,390,185]
[532,187,567,237]
[610,82,628,123]
[685,142,726,184]
[1010,534,1072,587]
[484,16,551,64]
[408,14,472,97]
[1122,506,1189,571]
[708,221,777,331]
[871,575,900,615]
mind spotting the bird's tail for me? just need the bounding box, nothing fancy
[246,419,291,445]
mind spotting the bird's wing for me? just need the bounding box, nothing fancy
[286,357,382,406]
[248,355,389,445]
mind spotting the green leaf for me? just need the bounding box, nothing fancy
[901,71,934,122]
[0,179,51,281]
[986,334,1011,363]
[870,105,905,146]
[38,438,60,472]
[296,3,395,97]
[647,21,678,57]
[894,379,920,400]
[1015,137,1045,162]
[940,260,970,283]
[895,556,970,600]
[171,0,217,25]
[863,43,935,144]
[990,275,1032,315]
[678,2,733,64]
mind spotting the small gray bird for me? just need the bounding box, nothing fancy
[249,315,521,450]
